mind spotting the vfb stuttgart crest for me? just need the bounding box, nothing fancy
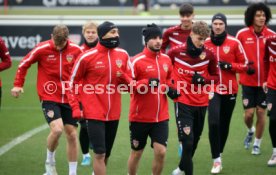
[66,55,73,62]
[116,59,122,68]
[132,139,139,148]
[183,126,191,135]
[47,110,54,118]
[199,52,206,60]
[243,99,249,107]
[268,103,273,111]
[223,46,230,54]
[163,63,168,72]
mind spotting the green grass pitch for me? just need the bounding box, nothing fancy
[0,61,275,175]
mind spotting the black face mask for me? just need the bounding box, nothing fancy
[211,31,227,46]
[187,36,203,58]
[99,36,120,49]
[85,38,98,48]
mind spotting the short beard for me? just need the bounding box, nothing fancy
[149,45,160,52]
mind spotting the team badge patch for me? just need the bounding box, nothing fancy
[199,52,206,60]
[133,139,139,148]
[209,92,214,100]
[47,110,54,118]
[116,59,122,68]
[183,126,191,135]
[223,46,230,54]
[163,63,168,72]
[66,55,73,62]
[243,99,249,107]
[268,103,272,111]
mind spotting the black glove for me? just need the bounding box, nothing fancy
[167,87,181,100]
[218,61,232,70]
[246,61,255,75]
[192,72,205,85]
[149,78,159,87]
[246,67,255,75]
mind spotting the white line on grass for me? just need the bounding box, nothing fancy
[0,124,48,156]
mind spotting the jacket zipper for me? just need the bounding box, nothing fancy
[155,55,161,122]
[255,35,260,87]
[106,50,111,120]
[217,46,222,94]
[60,52,64,103]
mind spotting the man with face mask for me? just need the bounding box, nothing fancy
[168,21,219,175]
[67,21,129,175]
[205,13,254,174]
[126,23,173,175]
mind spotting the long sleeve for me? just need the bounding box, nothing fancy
[161,30,170,54]
[13,44,42,87]
[0,38,12,71]
[206,53,219,84]
[231,41,248,73]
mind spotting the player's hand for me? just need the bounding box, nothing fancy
[149,78,159,87]
[246,61,255,75]
[263,82,268,94]
[218,61,232,70]
[11,87,24,98]
[192,72,205,85]
[167,87,181,100]
[72,108,82,119]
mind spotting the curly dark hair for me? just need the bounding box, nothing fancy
[244,2,272,27]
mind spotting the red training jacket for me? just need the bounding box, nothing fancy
[161,24,191,53]
[236,26,275,87]
[167,43,219,106]
[264,35,276,90]
[128,47,173,123]
[0,37,12,87]
[205,35,248,95]
[13,39,82,103]
[68,43,129,121]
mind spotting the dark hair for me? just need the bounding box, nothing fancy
[179,3,194,16]
[52,24,69,47]
[244,2,271,27]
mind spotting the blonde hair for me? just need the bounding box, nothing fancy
[192,21,210,38]
[82,21,98,34]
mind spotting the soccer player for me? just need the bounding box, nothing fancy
[161,3,194,54]
[161,2,194,157]
[236,2,275,155]
[264,35,276,166]
[126,24,173,175]
[68,21,129,175]
[168,21,218,175]
[79,20,98,166]
[0,36,12,109]
[205,13,254,174]
[11,25,82,175]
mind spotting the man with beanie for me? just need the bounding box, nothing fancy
[168,21,218,175]
[236,2,275,155]
[68,21,129,175]
[205,13,253,174]
[126,23,173,175]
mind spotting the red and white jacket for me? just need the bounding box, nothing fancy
[236,26,275,87]
[128,47,173,123]
[205,35,248,95]
[168,44,219,106]
[0,37,12,87]
[13,39,82,103]
[264,35,276,90]
[161,24,191,53]
[80,43,91,52]
[68,43,129,121]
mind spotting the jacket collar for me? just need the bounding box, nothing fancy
[49,39,69,51]
[96,42,115,52]
[143,47,161,58]
[249,25,267,36]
